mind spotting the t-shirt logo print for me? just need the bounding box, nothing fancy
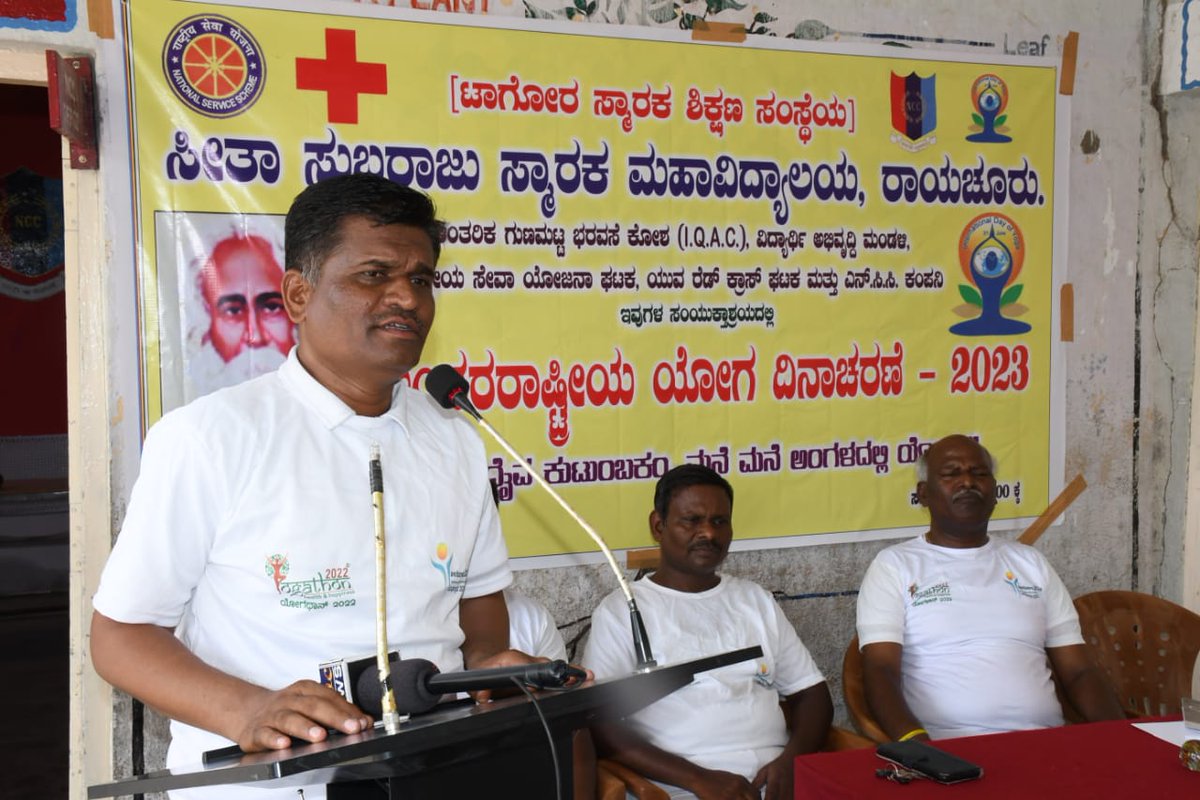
[1003,569,1043,599]
[431,542,453,589]
[753,660,774,687]
[909,581,952,606]
[265,553,289,592]
[431,542,468,593]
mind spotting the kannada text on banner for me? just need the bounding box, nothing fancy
[127,0,1065,559]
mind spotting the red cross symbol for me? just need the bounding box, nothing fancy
[295,29,387,125]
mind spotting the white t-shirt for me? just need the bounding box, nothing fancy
[505,588,567,661]
[583,575,824,781]
[856,535,1083,739]
[93,350,512,799]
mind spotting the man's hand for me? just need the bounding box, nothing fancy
[234,679,372,752]
[752,752,794,800]
[469,647,542,671]
[467,647,541,704]
[91,612,372,754]
[689,768,760,800]
[1048,643,1125,722]
[861,641,927,740]
[467,649,594,703]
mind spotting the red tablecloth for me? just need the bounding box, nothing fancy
[794,719,1199,799]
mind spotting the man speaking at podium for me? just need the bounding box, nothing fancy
[90,175,527,799]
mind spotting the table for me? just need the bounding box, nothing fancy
[793,719,1199,798]
[89,647,762,799]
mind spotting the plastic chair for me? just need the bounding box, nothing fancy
[596,767,627,800]
[1074,590,1200,718]
[841,634,889,743]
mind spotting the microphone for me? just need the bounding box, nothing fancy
[425,364,477,420]
[425,363,657,671]
[353,657,587,717]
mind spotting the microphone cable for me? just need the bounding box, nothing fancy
[510,676,562,800]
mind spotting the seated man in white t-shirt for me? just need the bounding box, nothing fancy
[584,465,832,800]
[856,434,1123,742]
[506,587,568,662]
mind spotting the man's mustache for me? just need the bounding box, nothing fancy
[371,310,425,333]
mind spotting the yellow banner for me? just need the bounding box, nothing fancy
[127,0,1064,558]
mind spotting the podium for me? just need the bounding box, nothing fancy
[88,646,762,799]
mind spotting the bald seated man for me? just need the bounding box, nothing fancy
[855,434,1123,743]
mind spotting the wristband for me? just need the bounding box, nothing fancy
[897,727,927,742]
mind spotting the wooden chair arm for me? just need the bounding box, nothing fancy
[842,635,890,743]
[596,762,629,800]
[821,725,875,751]
[597,758,671,800]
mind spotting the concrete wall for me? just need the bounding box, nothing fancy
[1137,1,1200,605]
[5,0,1198,793]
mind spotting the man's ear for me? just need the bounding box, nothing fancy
[916,481,929,508]
[281,270,311,325]
[648,510,663,544]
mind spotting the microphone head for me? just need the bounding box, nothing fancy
[354,658,441,717]
[425,364,471,411]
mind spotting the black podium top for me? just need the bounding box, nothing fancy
[88,646,763,798]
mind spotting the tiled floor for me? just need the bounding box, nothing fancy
[0,594,68,799]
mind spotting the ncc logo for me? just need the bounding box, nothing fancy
[889,71,936,152]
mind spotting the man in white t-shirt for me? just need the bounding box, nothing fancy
[90,175,534,799]
[506,587,568,662]
[584,465,832,800]
[856,434,1123,742]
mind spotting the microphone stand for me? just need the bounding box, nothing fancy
[370,444,405,732]
[442,389,656,671]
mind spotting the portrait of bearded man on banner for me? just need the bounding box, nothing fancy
[155,212,294,408]
[196,231,294,371]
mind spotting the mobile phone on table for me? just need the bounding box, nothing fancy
[876,739,983,784]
